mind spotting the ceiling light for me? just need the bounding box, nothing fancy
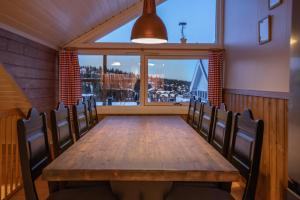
[131,0,168,44]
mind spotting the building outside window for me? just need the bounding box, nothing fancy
[146,58,208,105]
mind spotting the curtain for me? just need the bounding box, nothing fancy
[208,51,224,107]
[59,49,82,106]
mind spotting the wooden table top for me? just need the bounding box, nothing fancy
[43,116,240,182]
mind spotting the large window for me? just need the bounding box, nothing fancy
[79,54,208,106]
[79,55,140,106]
[96,0,217,44]
[146,58,208,105]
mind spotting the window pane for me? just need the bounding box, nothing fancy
[79,55,140,106]
[96,0,216,44]
[102,55,140,106]
[79,55,103,102]
[147,59,208,103]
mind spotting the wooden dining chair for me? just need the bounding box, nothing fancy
[73,100,89,140]
[197,103,215,142]
[51,102,74,158]
[88,96,99,127]
[192,100,203,130]
[166,109,264,200]
[210,103,233,156]
[187,97,196,126]
[17,108,117,200]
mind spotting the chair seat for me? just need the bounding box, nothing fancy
[48,186,117,200]
[166,185,234,200]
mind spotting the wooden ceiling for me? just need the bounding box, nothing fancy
[0,0,139,49]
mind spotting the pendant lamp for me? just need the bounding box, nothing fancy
[131,0,168,44]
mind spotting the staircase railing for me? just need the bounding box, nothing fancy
[0,108,24,200]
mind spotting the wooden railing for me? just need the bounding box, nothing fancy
[0,108,24,200]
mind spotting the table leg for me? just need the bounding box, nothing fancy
[218,182,232,193]
[48,181,60,193]
[110,181,173,200]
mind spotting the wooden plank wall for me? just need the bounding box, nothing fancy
[224,89,288,200]
[0,28,58,116]
[0,65,31,114]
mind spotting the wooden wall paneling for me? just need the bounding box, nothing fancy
[0,28,58,118]
[269,99,278,200]
[224,90,288,200]
[0,117,4,199]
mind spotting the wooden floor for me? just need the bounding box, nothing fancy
[10,179,245,200]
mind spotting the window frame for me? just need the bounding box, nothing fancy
[78,49,210,115]
[79,53,142,106]
[144,55,209,106]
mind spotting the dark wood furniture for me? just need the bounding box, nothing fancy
[166,109,264,200]
[192,100,203,130]
[51,102,73,158]
[187,97,196,126]
[228,109,264,199]
[198,103,216,142]
[72,100,89,140]
[17,108,116,200]
[88,96,99,127]
[43,116,239,182]
[210,104,233,156]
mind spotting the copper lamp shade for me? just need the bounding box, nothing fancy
[131,0,168,44]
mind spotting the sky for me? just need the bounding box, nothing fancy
[79,55,208,81]
[79,0,215,81]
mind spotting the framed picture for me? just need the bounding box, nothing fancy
[259,16,272,45]
[269,0,282,9]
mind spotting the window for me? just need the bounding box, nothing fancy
[96,0,217,44]
[146,58,208,104]
[79,55,140,106]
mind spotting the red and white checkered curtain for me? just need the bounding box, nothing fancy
[208,51,224,107]
[59,49,82,106]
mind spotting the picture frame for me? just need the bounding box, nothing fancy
[258,16,272,45]
[269,0,282,10]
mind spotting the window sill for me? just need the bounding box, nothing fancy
[96,105,188,115]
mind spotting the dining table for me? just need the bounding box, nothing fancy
[42,116,240,199]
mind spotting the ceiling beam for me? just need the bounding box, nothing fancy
[64,0,165,48]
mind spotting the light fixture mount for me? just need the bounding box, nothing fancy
[131,0,168,44]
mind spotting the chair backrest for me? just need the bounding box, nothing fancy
[73,100,89,140]
[210,104,233,156]
[228,109,264,200]
[51,102,74,158]
[198,103,215,142]
[192,101,203,129]
[17,108,51,200]
[89,96,99,126]
[187,97,196,125]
